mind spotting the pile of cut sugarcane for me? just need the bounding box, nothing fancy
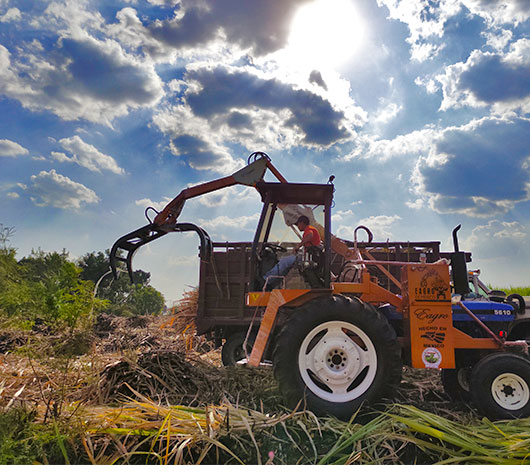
[78,393,530,465]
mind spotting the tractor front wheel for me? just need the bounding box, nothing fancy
[273,294,402,419]
[470,352,530,419]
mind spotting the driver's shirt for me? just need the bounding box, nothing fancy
[303,225,321,248]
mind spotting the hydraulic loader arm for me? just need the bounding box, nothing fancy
[153,152,286,227]
[110,152,286,282]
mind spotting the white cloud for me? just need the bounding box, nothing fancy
[337,215,401,241]
[197,187,255,208]
[135,197,173,211]
[51,135,124,174]
[484,28,513,52]
[50,152,71,162]
[0,139,28,157]
[152,64,355,172]
[461,220,530,287]
[438,39,530,113]
[106,7,165,58]
[414,76,439,94]
[197,213,260,231]
[343,127,438,163]
[6,192,19,199]
[345,114,530,218]
[0,7,21,23]
[38,0,108,38]
[0,31,163,125]
[151,0,310,57]
[373,101,402,124]
[168,255,199,267]
[332,209,355,223]
[358,215,402,240]
[104,1,313,63]
[153,104,243,174]
[377,0,461,60]
[465,220,528,260]
[26,169,99,209]
[410,116,530,217]
[462,0,530,25]
[410,41,445,62]
[405,198,424,210]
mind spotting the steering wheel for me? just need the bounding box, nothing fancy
[263,243,287,253]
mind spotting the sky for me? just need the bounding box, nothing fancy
[0,0,529,304]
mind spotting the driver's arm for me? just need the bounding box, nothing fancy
[294,230,314,252]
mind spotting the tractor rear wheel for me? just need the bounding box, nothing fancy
[273,294,402,419]
[470,352,530,419]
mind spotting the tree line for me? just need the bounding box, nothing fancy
[0,224,165,332]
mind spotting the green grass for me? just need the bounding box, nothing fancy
[0,408,79,464]
[489,286,530,296]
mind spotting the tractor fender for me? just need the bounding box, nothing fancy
[507,318,530,341]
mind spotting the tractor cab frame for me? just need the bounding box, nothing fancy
[250,181,334,292]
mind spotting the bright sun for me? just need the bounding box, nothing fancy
[286,0,364,70]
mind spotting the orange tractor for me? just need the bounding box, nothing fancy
[111,152,530,420]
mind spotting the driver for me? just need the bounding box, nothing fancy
[293,215,321,252]
[263,215,321,289]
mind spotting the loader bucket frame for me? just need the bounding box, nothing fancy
[110,222,212,282]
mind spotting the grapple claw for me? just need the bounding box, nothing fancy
[110,223,212,283]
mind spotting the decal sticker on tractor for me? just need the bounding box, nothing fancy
[407,265,451,302]
[420,331,446,344]
[402,264,455,368]
[422,347,442,368]
[414,308,450,324]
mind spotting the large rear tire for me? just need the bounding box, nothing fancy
[273,294,402,419]
[470,352,530,419]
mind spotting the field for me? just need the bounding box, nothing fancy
[491,286,530,297]
[1,304,530,465]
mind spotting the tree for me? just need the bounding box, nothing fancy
[0,224,15,250]
[0,226,27,320]
[0,247,29,320]
[127,285,165,316]
[78,250,147,303]
[77,250,164,316]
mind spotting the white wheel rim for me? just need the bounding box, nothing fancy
[298,320,377,403]
[491,373,530,411]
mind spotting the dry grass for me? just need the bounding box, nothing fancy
[2,331,530,464]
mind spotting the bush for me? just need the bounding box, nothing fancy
[0,229,166,330]
[0,248,107,331]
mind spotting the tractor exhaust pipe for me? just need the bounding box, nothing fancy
[451,225,470,296]
[452,224,461,252]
